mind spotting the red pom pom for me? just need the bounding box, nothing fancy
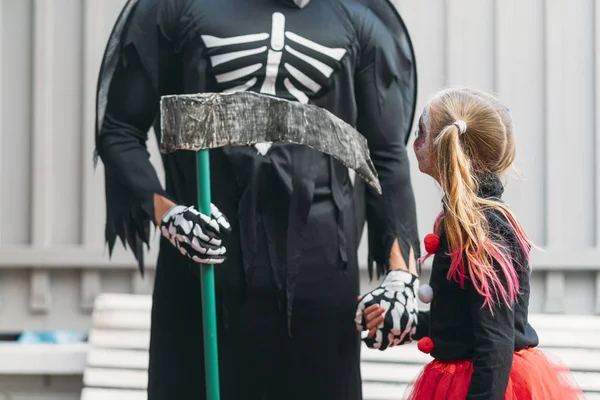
[424,233,440,254]
[417,337,435,354]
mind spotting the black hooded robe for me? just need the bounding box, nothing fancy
[95,0,418,398]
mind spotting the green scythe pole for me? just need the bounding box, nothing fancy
[196,149,221,400]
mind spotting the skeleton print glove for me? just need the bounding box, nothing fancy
[355,270,419,350]
[160,204,231,264]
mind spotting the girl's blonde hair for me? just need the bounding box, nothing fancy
[427,88,533,309]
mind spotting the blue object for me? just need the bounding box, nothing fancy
[17,330,86,344]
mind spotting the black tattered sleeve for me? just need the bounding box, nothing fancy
[94,0,186,274]
[97,51,168,274]
[353,6,420,278]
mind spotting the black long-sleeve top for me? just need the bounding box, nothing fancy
[414,179,539,400]
[94,0,420,321]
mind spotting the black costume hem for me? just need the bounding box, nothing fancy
[103,166,172,276]
[367,231,421,280]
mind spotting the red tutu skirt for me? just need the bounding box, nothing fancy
[405,348,585,400]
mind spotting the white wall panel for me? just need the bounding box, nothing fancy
[1,0,33,245]
[495,0,547,245]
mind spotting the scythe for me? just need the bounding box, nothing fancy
[159,91,382,400]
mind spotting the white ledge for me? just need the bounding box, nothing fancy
[0,343,88,375]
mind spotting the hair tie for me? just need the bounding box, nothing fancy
[453,120,467,134]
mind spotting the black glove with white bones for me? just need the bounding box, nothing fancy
[355,270,420,350]
[160,204,231,264]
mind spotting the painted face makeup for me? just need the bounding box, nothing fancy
[413,106,433,175]
[413,114,427,155]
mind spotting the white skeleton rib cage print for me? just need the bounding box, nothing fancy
[201,12,347,155]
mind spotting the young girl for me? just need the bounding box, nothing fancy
[360,88,584,399]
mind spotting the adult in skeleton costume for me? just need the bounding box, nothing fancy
[95,0,419,398]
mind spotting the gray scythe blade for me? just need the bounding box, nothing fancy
[159,91,382,194]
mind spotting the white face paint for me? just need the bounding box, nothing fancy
[413,105,435,176]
